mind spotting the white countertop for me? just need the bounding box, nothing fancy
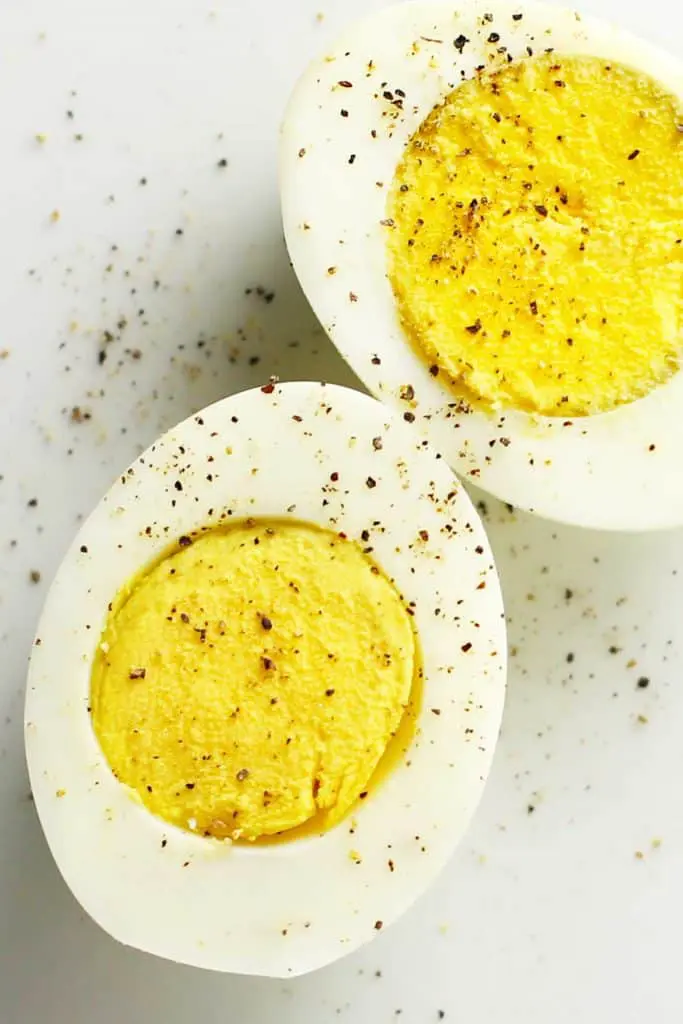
[1,0,682,1020]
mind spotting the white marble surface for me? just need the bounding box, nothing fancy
[1,0,681,1021]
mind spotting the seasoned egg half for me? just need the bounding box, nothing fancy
[25,381,506,978]
[280,1,683,529]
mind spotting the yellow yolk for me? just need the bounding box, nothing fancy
[387,54,682,416]
[90,520,417,841]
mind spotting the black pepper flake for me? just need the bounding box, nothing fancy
[348,154,356,164]
[178,535,192,547]
[566,652,574,663]
[180,612,190,624]
[374,920,383,930]
[325,688,335,697]
[217,158,228,168]
[371,355,381,365]
[403,411,415,423]
[461,642,472,652]
[429,364,439,376]
[512,12,523,19]
[263,657,275,671]
[366,476,377,488]
[465,319,482,334]
[129,667,146,680]
[28,498,38,508]
[487,31,500,42]
[174,480,183,491]
[236,769,249,782]
[372,436,383,450]
[554,80,566,88]
[340,108,349,118]
[185,782,195,790]
[454,34,469,53]
[400,384,415,401]
[534,204,548,218]
[628,149,640,160]
[338,80,353,88]
[529,300,538,315]
[80,544,88,553]
[637,677,650,689]
[261,615,273,631]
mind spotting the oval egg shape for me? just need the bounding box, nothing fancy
[280,1,683,530]
[25,381,506,978]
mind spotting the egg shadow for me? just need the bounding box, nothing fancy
[461,492,683,826]
[112,206,364,449]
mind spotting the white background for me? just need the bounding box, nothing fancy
[1,1,681,1021]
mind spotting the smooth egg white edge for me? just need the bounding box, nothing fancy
[25,381,507,978]
[280,0,683,531]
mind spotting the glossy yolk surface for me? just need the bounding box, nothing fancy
[387,54,682,416]
[91,521,416,841]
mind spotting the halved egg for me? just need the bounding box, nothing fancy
[25,381,506,977]
[280,1,683,529]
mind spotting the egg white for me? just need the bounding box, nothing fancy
[25,381,506,978]
[280,0,683,530]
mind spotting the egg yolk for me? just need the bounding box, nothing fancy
[387,54,682,416]
[90,520,417,841]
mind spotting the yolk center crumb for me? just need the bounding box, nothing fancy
[387,54,682,416]
[90,520,417,841]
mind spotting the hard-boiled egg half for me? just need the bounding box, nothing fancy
[25,381,506,977]
[280,1,683,530]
